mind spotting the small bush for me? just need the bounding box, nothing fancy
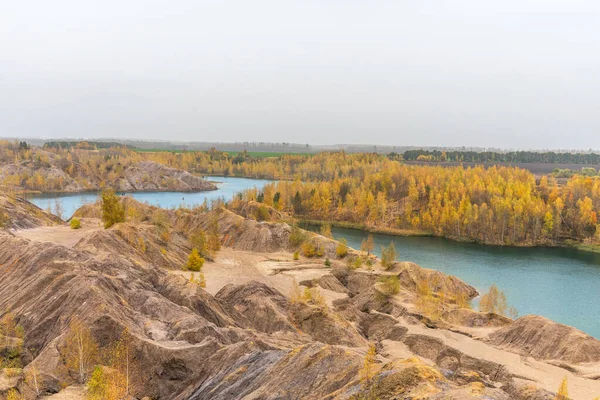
[479,284,507,316]
[380,242,397,270]
[320,223,332,238]
[302,287,326,307]
[324,258,331,267]
[254,204,271,221]
[348,256,363,270]
[186,248,205,271]
[87,366,108,400]
[377,275,400,297]
[293,251,300,261]
[101,189,125,229]
[289,223,306,247]
[190,229,208,257]
[335,238,349,258]
[189,272,206,288]
[160,228,171,244]
[301,241,317,258]
[70,217,81,229]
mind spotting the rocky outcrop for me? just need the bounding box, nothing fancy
[403,334,511,384]
[443,308,512,328]
[216,282,296,334]
[486,315,600,363]
[117,161,217,192]
[0,160,217,193]
[0,195,63,229]
[231,200,284,221]
[0,163,84,192]
[5,196,600,399]
[289,303,367,347]
[185,343,363,400]
[393,261,478,299]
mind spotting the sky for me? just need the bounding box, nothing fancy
[2,1,600,149]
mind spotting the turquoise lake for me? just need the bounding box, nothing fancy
[26,176,272,219]
[26,176,600,339]
[318,226,600,339]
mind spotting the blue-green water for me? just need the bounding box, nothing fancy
[26,176,272,219]
[26,177,600,339]
[315,226,600,339]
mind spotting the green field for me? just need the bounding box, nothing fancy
[223,151,308,158]
[134,148,310,158]
[134,148,189,153]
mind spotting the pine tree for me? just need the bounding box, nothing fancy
[186,248,205,272]
[101,189,125,228]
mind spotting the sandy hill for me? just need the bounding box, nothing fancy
[1,195,600,399]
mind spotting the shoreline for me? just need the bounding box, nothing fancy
[297,218,600,255]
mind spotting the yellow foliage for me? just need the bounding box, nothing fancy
[359,343,377,387]
[186,248,205,272]
[556,376,568,400]
[70,217,82,229]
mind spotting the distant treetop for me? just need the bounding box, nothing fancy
[43,141,134,150]
[403,149,600,165]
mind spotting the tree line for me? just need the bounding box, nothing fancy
[403,149,600,164]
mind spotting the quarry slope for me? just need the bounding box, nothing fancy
[2,195,600,399]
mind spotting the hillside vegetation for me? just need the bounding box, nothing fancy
[2,194,600,399]
[3,140,600,247]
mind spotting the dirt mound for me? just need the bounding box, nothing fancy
[0,160,217,193]
[216,281,296,334]
[74,222,191,269]
[0,196,62,229]
[289,303,367,347]
[0,163,84,192]
[394,261,478,298]
[230,200,284,221]
[486,315,600,363]
[0,230,250,398]
[118,161,217,192]
[403,334,511,384]
[186,343,363,400]
[443,308,512,328]
[299,274,349,294]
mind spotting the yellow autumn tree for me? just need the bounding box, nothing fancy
[62,317,99,384]
[101,189,125,229]
[186,248,205,272]
[360,343,377,388]
[479,284,508,316]
[556,376,568,400]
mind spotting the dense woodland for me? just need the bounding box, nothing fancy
[2,140,600,247]
[403,149,600,164]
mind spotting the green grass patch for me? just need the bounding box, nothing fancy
[223,151,309,158]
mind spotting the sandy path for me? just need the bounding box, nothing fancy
[172,248,346,305]
[386,321,600,399]
[13,218,102,248]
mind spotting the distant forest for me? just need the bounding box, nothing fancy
[43,141,134,150]
[403,150,600,164]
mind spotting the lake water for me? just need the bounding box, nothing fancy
[310,226,600,339]
[26,177,600,338]
[26,176,272,219]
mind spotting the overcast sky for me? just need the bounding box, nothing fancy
[2,1,600,149]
